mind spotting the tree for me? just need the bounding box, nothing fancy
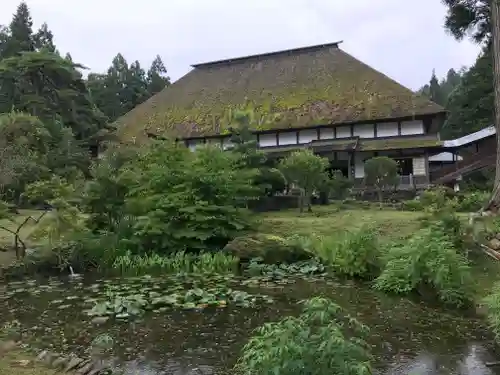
[0,51,107,141]
[124,142,258,253]
[443,48,493,139]
[279,149,329,213]
[488,0,500,211]
[147,55,170,95]
[1,2,35,58]
[364,157,399,203]
[229,108,286,197]
[429,69,445,105]
[441,0,500,210]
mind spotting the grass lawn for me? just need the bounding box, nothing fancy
[260,206,423,243]
[0,209,49,267]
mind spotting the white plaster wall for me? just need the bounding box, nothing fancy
[376,122,398,137]
[278,132,296,145]
[400,120,424,135]
[298,129,317,144]
[354,154,365,178]
[259,133,277,147]
[319,128,334,140]
[413,156,426,176]
[336,126,351,138]
[354,124,375,138]
[187,139,203,151]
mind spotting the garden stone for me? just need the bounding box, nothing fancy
[223,233,310,264]
[51,356,68,369]
[64,356,85,372]
[76,361,94,375]
[489,238,500,250]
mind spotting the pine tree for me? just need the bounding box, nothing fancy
[3,2,35,57]
[147,55,170,95]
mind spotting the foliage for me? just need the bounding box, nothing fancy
[328,170,353,199]
[374,227,474,308]
[229,108,286,197]
[112,251,240,276]
[483,282,500,342]
[235,297,372,375]
[82,148,135,231]
[223,233,311,264]
[86,278,274,320]
[24,176,87,270]
[292,227,380,279]
[245,258,326,280]
[279,149,330,212]
[444,47,493,139]
[254,167,287,197]
[125,142,258,253]
[442,0,490,44]
[364,157,399,202]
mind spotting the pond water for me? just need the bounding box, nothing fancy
[1,273,500,375]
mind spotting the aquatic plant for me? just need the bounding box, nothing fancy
[111,251,239,276]
[245,258,325,279]
[374,227,474,308]
[291,227,380,279]
[235,297,372,375]
[84,275,274,320]
[87,290,148,319]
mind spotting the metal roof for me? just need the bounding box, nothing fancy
[443,125,496,148]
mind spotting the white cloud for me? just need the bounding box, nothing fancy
[1,0,481,89]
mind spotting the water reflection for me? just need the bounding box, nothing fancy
[2,276,500,375]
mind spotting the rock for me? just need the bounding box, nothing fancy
[42,351,56,366]
[91,317,109,325]
[0,340,18,353]
[495,233,500,240]
[36,350,48,361]
[64,356,85,372]
[223,233,311,264]
[489,238,500,250]
[76,361,94,375]
[51,356,68,369]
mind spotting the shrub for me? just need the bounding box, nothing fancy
[364,157,399,202]
[223,233,310,264]
[374,227,474,308]
[125,143,259,253]
[456,191,489,212]
[235,297,372,375]
[292,228,380,279]
[483,283,500,342]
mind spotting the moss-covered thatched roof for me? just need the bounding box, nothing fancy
[114,42,445,142]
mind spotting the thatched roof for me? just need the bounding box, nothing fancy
[114,42,445,142]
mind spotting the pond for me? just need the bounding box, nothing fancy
[1,273,500,375]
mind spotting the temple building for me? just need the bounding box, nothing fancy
[113,41,463,189]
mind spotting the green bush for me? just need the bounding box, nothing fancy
[456,191,489,212]
[125,143,259,253]
[294,228,380,279]
[223,233,311,264]
[483,283,500,342]
[374,227,474,308]
[235,297,372,375]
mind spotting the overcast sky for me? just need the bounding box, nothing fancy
[2,0,481,90]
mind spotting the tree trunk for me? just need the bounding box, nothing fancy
[485,0,500,212]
